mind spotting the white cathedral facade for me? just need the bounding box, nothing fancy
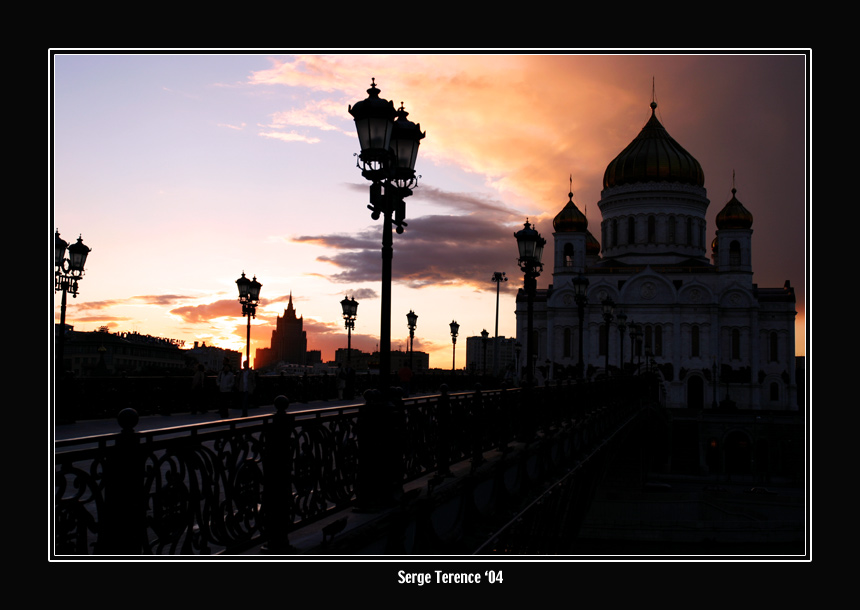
[515,100,798,411]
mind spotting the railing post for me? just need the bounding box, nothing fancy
[435,384,452,477]
[262,395,294,553]
[99,408,144,554]
[470,384,484,470]
[355,388,399,510]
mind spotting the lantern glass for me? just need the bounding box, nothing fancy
[349,81,396,163]
[236,272,251,299]
[67,236,90,273]
[249,277,262,301]
[450,320,459,337]
[341,296,358,318]
[602,298,615,317]
[55,230,68,268]
[573,274,588,297]
[406,310,418,328]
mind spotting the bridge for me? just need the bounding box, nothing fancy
[52,375,668,556]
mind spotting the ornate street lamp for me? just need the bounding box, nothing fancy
[55,230,91,375]
[616,311,627,376]
[573,273,589,379]
[601,297,615,376]
[514,219,545,385]
[450,320,460,371]
[341,296,359,365]
[481,328,489,376]
[491,271,507,376]
[236,272,262,367]
[349,79,424,392]
[406,309,417,370]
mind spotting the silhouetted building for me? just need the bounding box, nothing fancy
[333,348,429,373]
[256,293,307,369]
[517,99,798,411]
[57,326,191,376]
[465,335,517,375]
[187,341,242,374]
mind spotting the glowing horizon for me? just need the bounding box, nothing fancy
[51,52,809,367]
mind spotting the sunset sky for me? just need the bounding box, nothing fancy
[51,52,809,369]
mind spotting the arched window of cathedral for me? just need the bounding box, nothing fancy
[645,326,652,353]
[699,224,705,248]
[668,216,676,243]
[648,215,656,243]
[563,328,571,357]
[563,243,574,267]
[729,240,741,266]
[611,219,617,247]
[770,382,779,401]
[654,325,663,356]
[599,324,608,356]
[628,217,635,244]
[731,328,740,360]
[691,325,700,357]
[769,331,779,362]
[686,218,693,245]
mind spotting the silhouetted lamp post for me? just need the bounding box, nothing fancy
[601,297,615,376]
[406,309,417,370]
[236,272,262,367]
[515,341,522,383]
[341,296,359,365]
[450,320,459,371]
[481,328,489,375]
[628,322,638,370]
[573,273,589,379]
[491,271,507,375]
[349,79,424,392]
[616,311,627,376]
[514,219,545,385]
[55,230,91,375]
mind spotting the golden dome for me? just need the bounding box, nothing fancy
[553,191,588,233]
[716,187,753,230]
[603,101,705,189]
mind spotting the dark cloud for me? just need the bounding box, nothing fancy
[294,187,530,292]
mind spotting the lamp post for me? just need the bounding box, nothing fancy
[628,322,639,371]
[616,311,627,376]
[450,320,459,371]
[349,79,424,394]
[514,219,546,385]
[481,328,489,376]
[236,272,262,367]
[55,230,91,376]
[406,309,417,370]
[341,296,359,365]
[491,271,507,376]
[573,273,589,379]
[514,341,522,383]
[601,297,615,376]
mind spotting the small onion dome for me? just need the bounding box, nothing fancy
[553,191,588,232]
[716,187,753,230]
[603,101,705,189]
[586,231,601,256]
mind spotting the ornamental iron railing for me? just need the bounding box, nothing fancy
[54,377,653,555]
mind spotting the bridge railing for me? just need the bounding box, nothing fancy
[54,376,654,555]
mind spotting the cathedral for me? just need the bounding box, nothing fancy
[515,100,798,411]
